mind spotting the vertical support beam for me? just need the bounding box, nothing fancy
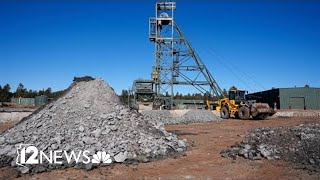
[170,2,174,108]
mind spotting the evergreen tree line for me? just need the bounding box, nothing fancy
[163,88,229,100]
[0,83,64,102]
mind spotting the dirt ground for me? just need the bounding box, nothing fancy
[1,117,320,180]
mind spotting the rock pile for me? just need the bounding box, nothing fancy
[0,78,187,174]
[272,111,320,118]
[221,123,320,172]
[141,110,175,125]
[141,110,221,125]
[179,110,221,124]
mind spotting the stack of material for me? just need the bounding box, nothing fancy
[221,123,320,173]
[141,110,222,125]
[0,78,186,173]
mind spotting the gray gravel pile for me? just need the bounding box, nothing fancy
[272,111,320,118]
[221,123,320,172]
[177,110,221,124]
[140,110,175,125]
[141,110,221,125]
[0,78,187,174]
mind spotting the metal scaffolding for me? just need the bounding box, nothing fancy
[149,1,223,108]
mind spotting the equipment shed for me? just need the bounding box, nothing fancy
[248,87,320,110]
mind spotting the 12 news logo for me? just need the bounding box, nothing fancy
[16,144,112,167]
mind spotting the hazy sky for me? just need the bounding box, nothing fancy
[1,0,319,94]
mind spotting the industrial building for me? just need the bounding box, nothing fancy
[248,87,320,110]
[11,95,48,107]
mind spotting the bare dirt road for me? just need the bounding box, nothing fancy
[1,117,320,180]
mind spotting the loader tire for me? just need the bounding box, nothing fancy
[220,107,230,119]
[238,106,250,120]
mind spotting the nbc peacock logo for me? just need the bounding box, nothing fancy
[91,151,112,164]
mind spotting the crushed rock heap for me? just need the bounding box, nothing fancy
[0,78,187,174]
[141,110,221,125]
[221,123,320,173]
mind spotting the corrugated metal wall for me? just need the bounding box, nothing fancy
[35,96,49,107]
[11,97,35,106]
[279,88,320,110]
[173,100,206,109]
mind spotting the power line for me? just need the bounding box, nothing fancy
[199,44,255,92]
[199,41,267,92]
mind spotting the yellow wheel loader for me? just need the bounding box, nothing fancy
[209,89,276,120]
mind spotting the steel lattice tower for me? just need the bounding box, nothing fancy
[149,1,223,108]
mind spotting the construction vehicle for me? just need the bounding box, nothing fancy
[209,89,276,120]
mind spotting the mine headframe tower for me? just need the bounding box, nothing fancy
[149,1,223,108]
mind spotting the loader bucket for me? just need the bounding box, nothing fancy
[251,103,276,120]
